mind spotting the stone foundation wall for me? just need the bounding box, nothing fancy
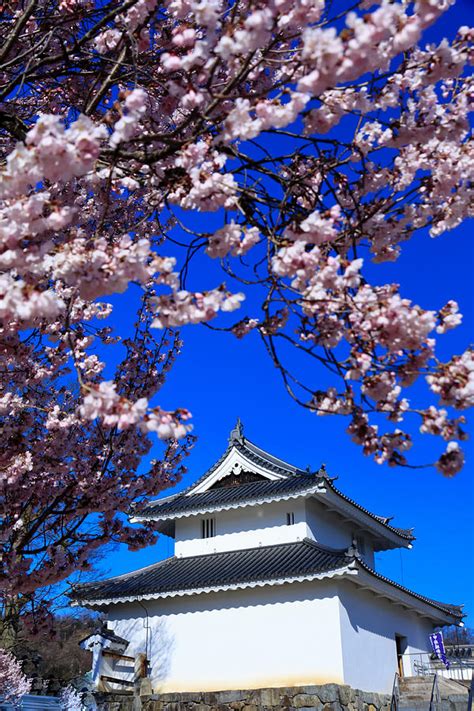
[94,684,391,711]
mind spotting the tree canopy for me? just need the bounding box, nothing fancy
[0,0,472,614]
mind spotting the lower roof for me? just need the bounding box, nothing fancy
[71,539,347,603]
[70,539,462,624]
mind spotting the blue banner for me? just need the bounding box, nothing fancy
[429,631,450,669]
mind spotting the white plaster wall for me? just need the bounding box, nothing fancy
[106,580,345,693]
[305,499,375,567]
[337,580,434,694]
[174,499,307,557]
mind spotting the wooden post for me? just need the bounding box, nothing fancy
[134,652,148,681]
[133,653,152,710]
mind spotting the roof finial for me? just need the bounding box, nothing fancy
[229,417,244,444]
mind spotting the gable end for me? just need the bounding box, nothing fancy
[209,471,267,489]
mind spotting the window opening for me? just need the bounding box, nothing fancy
[202,518,215,538]
[286,512,295,525]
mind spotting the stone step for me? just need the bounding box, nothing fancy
[400,689,434,697]
[402,690,434,695]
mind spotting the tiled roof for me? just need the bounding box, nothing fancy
[322,477,414,540]
[137,455,414,542]
[233,440,303,476]
[139,472,320,518]
[70,539,463,621]
[78,626,128,647]
[181,438,302,495]
[71,539,348,604]
[358,559,464,620]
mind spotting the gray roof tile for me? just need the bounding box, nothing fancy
[138,453,414,541]
[71,539,347,602]
[71,539,463,620]
[140,472,319,518]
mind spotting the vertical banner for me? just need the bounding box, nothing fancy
[429,631,450,669]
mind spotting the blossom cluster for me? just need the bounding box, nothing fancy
[0,649,31,705]
[0,0,472,615]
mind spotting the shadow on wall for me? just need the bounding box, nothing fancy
[107,579,341,690]
[109,616,174,686]
[338,579,431,645]
[134,578,336,616]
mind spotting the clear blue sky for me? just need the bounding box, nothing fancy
[88,0,474,628]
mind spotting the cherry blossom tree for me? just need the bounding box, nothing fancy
[0,0,473,614]
[0,648,32,706]
[0,303,193,633]
[59,685,84,711]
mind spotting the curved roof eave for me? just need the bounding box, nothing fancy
[135,432,414,547]
[353,558,464,624]
[70,539,462,625]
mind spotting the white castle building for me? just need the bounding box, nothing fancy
[73,421,463,694]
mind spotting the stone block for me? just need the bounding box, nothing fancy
[292,694,323,708]
[203,692,219,705]
[177,693,199,702]
[322,702,342,711]
[193,704,211,711]
[260,688,282,707]
[247,689,263,705]
[317,686,340,704]
[140,679,153,696]
[242,705,259,711]
[337,686,355,706]
[359,692,378,705]
[216,690,246,703]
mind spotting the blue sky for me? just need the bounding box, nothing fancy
[88,0,474,629]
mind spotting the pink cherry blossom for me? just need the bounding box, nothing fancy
[0,0,472,623]
[436,441,465,477]
[0,649,31,705]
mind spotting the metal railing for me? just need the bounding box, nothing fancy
[429,674,440,711]
[390,672,400,711]
[402,651,473,682]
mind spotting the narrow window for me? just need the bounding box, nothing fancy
[286,512,295,525]
[202,518,215,538]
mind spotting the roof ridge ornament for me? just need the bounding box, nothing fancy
[345,538,361,560]
[229,417,245,444]
[316,463,338,482]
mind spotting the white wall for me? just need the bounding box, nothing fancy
[305,499,375,567]
[173,496,376,567]
[106,580,345,693]
[174,499,307,557]
[337,580,434,693]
